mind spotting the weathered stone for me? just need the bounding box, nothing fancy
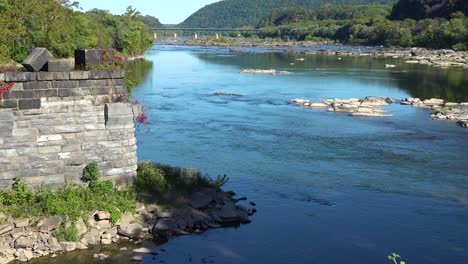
[18,99,41,110]
[60,242,77,252]
[70,71,90,80]
[5,72,36,82]
[22,48,52,72]
[37,216,63,232]
[117,223,143,239]
[15,236,35,248]
[75,49,105,70]
[43,60,73,72]
[72,218,86,237]
[14,219,29,228]
[190,189,216,209]
[0,224,14,235]
[48,237,62,251]
[94,211,111,221]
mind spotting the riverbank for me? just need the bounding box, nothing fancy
[0,163,255,263]
[156,37,468,68]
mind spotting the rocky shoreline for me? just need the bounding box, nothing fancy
[291,96,468,128]
[157,38,468,68]
[0,187,255,263]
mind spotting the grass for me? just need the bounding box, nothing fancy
[136,161,229,206]
[53,223,80,242]
[0,162,228,223]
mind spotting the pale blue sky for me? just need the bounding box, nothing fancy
[77,0,220,24]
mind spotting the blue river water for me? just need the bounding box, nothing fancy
[127,45,468,264]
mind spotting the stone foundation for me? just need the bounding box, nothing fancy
[0,70,137,188]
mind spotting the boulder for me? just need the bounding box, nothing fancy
[423,98,444,106]
[59,242,77,252]
[14,219,29,228]
[117,223,143,239]
[153,219,178,236]
[217,203,241,223]
[37,216,62,232]
[0,224,14,235]
[190,189,216,209]
[94,211,111,221]
[291,99,310,105]
[145,204,160,213]
[15,237,35,249]
[47,237,62,251]
[76,218,87,236]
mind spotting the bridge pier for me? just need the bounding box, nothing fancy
[215,33,219,40]
[174,33,177,38]
[194,33,198,39]
[154,33,157,39]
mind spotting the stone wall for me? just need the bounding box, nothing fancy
[0,70,137,188]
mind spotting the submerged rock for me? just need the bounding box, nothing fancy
[240,69,276,75]
[212,91,243,97]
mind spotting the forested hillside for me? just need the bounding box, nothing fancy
[390,0,468,20]
[179,0,397,28]
[0,0,157,63]
[256,3,468,50]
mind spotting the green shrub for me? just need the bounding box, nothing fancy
[53,224,80,242]
[136,161,168,193]
[136,162,229,194]
[89,180,114,194]
[82,161,100,182]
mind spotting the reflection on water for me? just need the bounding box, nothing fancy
[195,50,468,102]
[36,45,468,264]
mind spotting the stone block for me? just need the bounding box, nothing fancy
[22,82,38,90]
[37,81,52,89]
[42,60,73,72]
[12,128,39,137]
[52,72,70,80]
[58,88,92,97]
[22,47,52,72]
[52,80,79,89]
[38,146,61,154]
[90,71,112,80]
[75,49,111,70]
[10,90,34,99]
[12,83,23,91]
[70,71,90,80]
[0,110,14,137]
[34,89,58,98]
[18,99,41,110]
[37,72,54,81]
[5,72,37,82]
[0,99,18,109]
[0,73,4,82]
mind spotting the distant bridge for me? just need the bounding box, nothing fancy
[152,27,261,38]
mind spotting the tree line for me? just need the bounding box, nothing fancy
[180,0,397,29]
[254,3,468,50]
[0,0,160,63]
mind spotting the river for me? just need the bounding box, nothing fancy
[29,45,468,264]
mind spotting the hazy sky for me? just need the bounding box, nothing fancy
[77,0,220,24]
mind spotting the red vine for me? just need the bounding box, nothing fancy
[0,82,14,98]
